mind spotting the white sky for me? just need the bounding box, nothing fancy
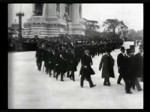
[82,4,143,31]
[8,4,143,31]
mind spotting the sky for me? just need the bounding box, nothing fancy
[8,4,143,31]
[82,4,143,32]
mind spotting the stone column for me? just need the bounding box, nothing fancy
[59,4,65,19]
[79,4,82,19]
[71,4,80,24]
[32,4,35,11]
[8,4,13,27]
[32,4,35,16]
[69,4,72,20]
[42,4,46,16]
[42,4,57,18]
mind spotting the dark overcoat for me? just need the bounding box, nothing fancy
[59,56,67,73]
[99,53,115,78]
[35,47,44,62]
[53,52,61,72]
[35,48,41,62]
[125,55,135,79]
[117,53,127,74]
[80,53,95,76]
[68,52,78,71]
[134,53,143,78]
[47,51,54,69]
[65,51,72,71]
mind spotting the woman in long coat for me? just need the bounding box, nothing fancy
[99,49,115,86]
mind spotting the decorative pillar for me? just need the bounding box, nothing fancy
[71,4,80,24]
[69,4,72,20]
[42,4,57,18]
[79,4,82,19]
[32,4,35,16]
[59,4,65,19]
[8,4,13,27]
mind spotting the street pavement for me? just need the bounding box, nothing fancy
[8,41,143,109]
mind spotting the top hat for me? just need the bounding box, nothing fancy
[130,45,135,49]
[120,46,125,50]
[126,48,131,54]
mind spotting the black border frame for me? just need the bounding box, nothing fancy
[0,0,149,111]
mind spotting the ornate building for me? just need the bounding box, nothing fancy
[23,3,86,38]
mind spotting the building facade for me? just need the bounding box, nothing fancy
[23,3,86,38]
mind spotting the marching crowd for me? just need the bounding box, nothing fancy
[35,36,143,94]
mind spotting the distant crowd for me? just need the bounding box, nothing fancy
[8,34,123,52]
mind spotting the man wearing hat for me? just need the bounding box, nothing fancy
[129,45,136,90]
[134,44,143,91]
[35,45,43,71]
[117,46,126,85]
[123,48,133,94]
[47,47,54,77]
[99,48,115,86]
[40,43,47,74]
[130,45,135,54]
[68,49,78,81]
[80,49,96,88]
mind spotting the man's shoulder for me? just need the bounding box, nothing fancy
[134,53,141,59]
[102,54,108,59]
[118,53,123,56]
[135,52,140,56]
[103,53,107,56]
[81,53,86,58]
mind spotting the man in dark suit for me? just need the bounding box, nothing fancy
[80,49,96,88]
[56,52,66,81]
[99,48,115,86]
[124,48,134,94]
[117,47,126,85]
[35,46,43,71]
[134,44,143,91]
[38,43,46,74]
[44,49,50,75]
[129,45,136,90]
[47,47,54,77]
[68,49,78,81]
[53,49,60,78]
[65,49,72,78]
[135,44,143,81]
